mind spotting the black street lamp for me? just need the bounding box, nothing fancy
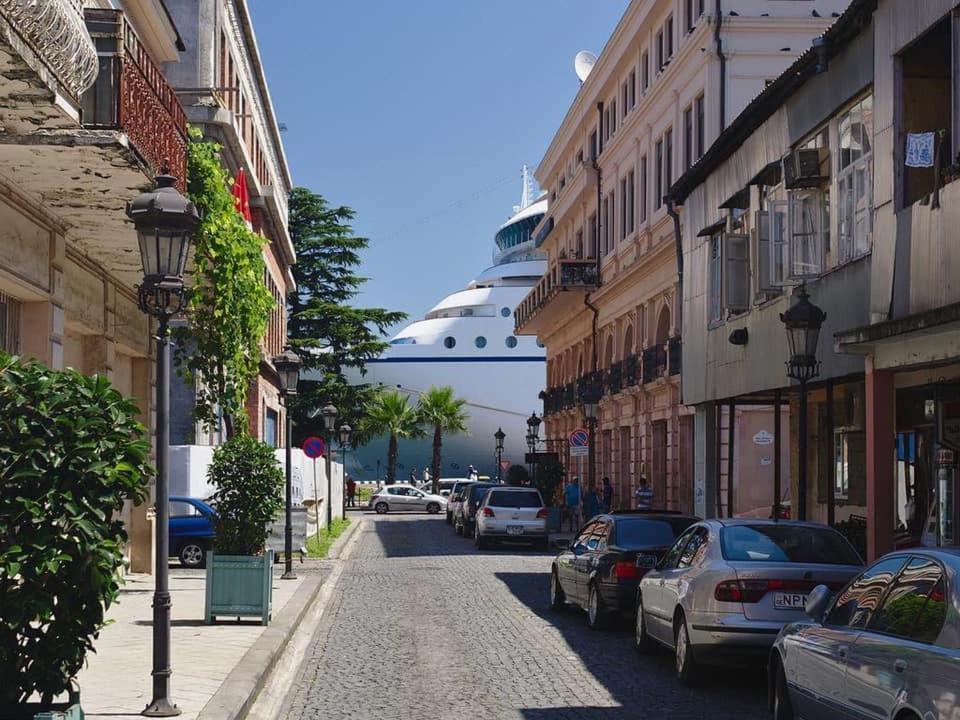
[781,285,826,521]
[494,427,505,482]
[128,174,199,718]
[272,347,301,580]
[527,412,541,480]
[582,382,601,490]
[338,423,352,512]
[322,403,338,529]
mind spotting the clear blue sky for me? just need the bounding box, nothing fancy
[248,0,628,331]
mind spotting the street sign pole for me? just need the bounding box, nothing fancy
[302,437,327,544]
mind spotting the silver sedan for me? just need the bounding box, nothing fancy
[635,519,863,685]
[770,547,960,720]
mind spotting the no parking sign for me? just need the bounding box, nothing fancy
[302,436,326,459]
[569,428,589,457]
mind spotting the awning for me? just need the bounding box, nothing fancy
[697,218,727,237]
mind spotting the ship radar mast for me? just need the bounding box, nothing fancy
[513,164,541,214]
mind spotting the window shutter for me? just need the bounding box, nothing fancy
[723,233,750,312]
[788,191,823,280]
[756,211,774,293]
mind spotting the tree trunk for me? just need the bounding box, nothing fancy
[431,424,442,495]
[387,432,397,484]
[223,413,235,440]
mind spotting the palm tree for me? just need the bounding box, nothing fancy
[361,390,420,484]
[416,385,469,495]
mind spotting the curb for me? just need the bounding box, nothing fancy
[196,572,324,720]
[326,516,362,560]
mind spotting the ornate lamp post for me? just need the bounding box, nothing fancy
[582,384,601,490]
[128,174,199,718]
[321,403,338,529]
[339,423,352,511]
[780,286,826,521]
[272,347,301,580]
[494,427,506,482]
[527,412,541,480]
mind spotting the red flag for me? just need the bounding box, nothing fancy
[231,168,252,223]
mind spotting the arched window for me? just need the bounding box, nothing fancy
[623,325,634,358]
[655,305,671,346]
[604,335,614,369]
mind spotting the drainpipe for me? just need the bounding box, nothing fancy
[667,197,683,336]
[714,0,726,131]
[594,101,604,286]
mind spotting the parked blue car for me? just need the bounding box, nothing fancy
[769,547,960,720]
[169,496,216,569]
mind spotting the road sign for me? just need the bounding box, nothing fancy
[569,428,589,457]
[302,436,326,459]
[500,460,511,471]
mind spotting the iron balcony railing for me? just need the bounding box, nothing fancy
[515,258,600,330]
[0,0,98,101]
[82,9,187,185]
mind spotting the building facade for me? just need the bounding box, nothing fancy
[672,0,960,560]
[163,0,295,448]
[515,0,846,512]
[0,0,189,571]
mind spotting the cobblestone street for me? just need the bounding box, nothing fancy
[284,514,769,720]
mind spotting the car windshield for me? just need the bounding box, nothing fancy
[487,490,542,508]
[614,518,690,548]
[720,525,862,565]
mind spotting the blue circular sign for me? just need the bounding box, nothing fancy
[569,429,589,447]
[302,436,326,459]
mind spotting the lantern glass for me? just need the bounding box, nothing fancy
[137,227,191,280]
[583,400,598,421]
[322,404,338,432]
[339,423,352,446]
[494,427,505,451]
[272,349,301,395]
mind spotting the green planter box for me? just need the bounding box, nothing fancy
[204,549,274,625]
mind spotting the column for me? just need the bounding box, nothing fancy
[865,357,895,561]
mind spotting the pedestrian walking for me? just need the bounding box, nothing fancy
[601,476,613,512]
[346,476,356,508]
[584,479,601,520]
[467,464,479,481]
[635,473,654,510]
[409,466,418,483]
[564,476,582,532]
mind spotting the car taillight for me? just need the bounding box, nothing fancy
[614,561,639,580]
[714,578,841,603]
[536,507,548,519]
[481,507,495,517]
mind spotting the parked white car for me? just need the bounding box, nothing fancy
[368,484,446,514]
[474,486,548,551]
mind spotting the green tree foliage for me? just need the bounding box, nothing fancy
[0,353,151,705]
[506,464,530,487]
[177,131,273,437]
[416,386,469,494]
[532,455,565,505]
[286,187,406,443]
[206,435,284,556]
[360,390,422,484]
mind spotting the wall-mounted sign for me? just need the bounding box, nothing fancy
[753,430,774,446]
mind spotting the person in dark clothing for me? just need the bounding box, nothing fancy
[601,476,613,512]
[583,479,601,520]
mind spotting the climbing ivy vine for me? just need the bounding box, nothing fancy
[176,129,273,437]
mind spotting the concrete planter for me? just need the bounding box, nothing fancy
[204,549,274,625]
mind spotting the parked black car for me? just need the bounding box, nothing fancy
[550,511,699,629]
[453,482,498,537]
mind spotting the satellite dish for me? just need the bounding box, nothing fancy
[574,51,597,83]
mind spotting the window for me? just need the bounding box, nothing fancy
[487,489,543,508]
[628,69,636,108]
[656,30,664,70]
[868,557,947,642]
[684,105,693,170]
[709,230,750,323]
[837,95,874,262]
[588,211,597,257]
[834,430,865,500]
[621,81,629,119]
[610,99,617,134]
[720,525,862,565]
[575,228,584,258]
[655,139,663,208]
[601,196,610,255]
[627,170,635,234]
[659,528,696,569]
[665,15,674,60]
[757,199,789,290]
[641,50,650,91]
[505,336,518,348]
[614,518,692,547]
[685,0,703,32]
[443,336,456,349]
[665,127,673,191]
[640,155,648,223]
[265,408,278,448]
[695,94,705,160]
[589,128,598,160]
[0,291,21,354]
[678,527,709,568]
[709,233,722,323]
[475,336,487,349]
[788,189,827,278]
[500,307,511,317]
[828,557,907,627]
[620,177,628,240]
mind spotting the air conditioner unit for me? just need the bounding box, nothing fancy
[783,147,829,188]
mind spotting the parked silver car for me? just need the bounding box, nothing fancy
[474,486,548,550]
[769,547,960,720]
[445,480,475,525]
[635,519,863,685]
[368,484,446,514]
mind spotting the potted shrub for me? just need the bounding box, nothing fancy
[532,457,565,533]
[0,353,151,716]
[204,435,284,625]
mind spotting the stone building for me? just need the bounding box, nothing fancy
[514,0,846,512]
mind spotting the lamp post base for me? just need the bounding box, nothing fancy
[143,698,180,717]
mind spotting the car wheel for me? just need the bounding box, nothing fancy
[426,502,440,514]
[549,569,566,610]
[178,542,205,569]
[586,582,607,630]
[772,660,794,720]
[674,613,698,686]
[374,502,389,514]
[634,592,655,654]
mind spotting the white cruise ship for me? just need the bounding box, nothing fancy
[345,169,547,481]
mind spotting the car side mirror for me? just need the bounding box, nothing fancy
[805,584,832,621]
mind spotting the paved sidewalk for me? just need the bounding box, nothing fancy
[77,564,326,719]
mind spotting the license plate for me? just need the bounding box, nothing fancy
[506,525,524,536]
[774,592,808,609]
[636,554,658,568]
